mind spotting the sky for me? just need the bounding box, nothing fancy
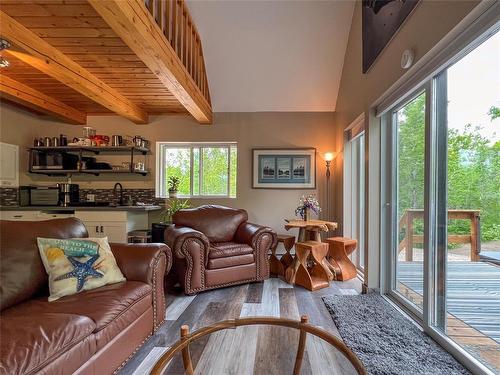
[447,30,500,143]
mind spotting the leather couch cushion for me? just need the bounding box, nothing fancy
[173,205,248,242]
[0,218,88,311]
[209,242,254,259]
[2,281,151,333]
[0,313,96,375]
[208,254,254,269]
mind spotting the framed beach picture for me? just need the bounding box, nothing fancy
[252,148,316,189]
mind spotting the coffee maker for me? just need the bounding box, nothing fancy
[57,183,79,206]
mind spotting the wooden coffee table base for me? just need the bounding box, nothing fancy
[150,316,367,375]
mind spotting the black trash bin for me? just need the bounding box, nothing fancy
[151,222,171,243]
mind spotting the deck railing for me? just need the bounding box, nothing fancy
[398,209,481,261]
[144,0,211,105]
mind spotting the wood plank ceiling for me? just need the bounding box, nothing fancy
[0,0,212,124]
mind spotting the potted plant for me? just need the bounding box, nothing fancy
[168,176,180,198]
[152,198,191,243]
[295,194,321,221]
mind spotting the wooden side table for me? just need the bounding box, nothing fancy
[325,237,358,281]
[286,241,330,291]
[284,219,338,282]
[269,234,295,278]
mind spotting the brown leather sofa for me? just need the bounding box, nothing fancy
[0,218,171,375]
[165,205,277,294]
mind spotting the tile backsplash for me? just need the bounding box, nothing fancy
[80,188,164,206]
[0,187,164,206]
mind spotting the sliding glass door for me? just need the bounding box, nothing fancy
[391,91,427,313]
[384,28,499,375]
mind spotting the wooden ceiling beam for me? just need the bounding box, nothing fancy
[0,11,148,124]
[0,75,86,125]
[89,0,213,124]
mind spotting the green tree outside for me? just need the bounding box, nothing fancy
[398,97,499,244]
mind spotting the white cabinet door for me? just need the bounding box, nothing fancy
[101,222,128,243]
[81,220,127,243]
[84,221,105,238]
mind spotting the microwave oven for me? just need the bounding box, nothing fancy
[19,186,59,206]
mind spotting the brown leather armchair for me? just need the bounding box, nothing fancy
[165,205,277,294]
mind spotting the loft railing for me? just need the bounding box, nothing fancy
[144,0,211,105]
[398,209,481,261]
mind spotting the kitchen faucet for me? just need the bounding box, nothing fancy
[113,183,124,206]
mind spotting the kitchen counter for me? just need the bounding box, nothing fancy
[0,205,161,212]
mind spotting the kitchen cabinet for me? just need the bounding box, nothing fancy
[0,209,150,244]
[74,211,148,244]
[84,221,127,243]
[0,210,74,221]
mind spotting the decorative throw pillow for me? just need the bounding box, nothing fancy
[37,237,126,302]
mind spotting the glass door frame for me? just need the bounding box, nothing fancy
[382,83,430,320]
[381,72,495,375]
[349,132,366,272]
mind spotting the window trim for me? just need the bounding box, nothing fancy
[155,141,237,199]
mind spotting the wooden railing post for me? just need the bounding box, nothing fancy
[180,325,194,375]
[406,210,414,262]
[293,315,308,375]
[470,212,480,261]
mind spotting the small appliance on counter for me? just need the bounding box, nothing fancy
[57,183,79,207]
[19,186,60,206]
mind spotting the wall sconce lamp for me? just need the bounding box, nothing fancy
[324,152,335,178]
[324,151,336,222]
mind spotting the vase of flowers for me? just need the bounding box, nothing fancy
[295,194,321,221]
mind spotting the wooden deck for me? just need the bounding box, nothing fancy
[398,261,500,372]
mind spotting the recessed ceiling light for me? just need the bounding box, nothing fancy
[0,58,10,68]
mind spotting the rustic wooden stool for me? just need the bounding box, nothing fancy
[269,234,295,278]
[287,241,330,291]
[325,237,358,281]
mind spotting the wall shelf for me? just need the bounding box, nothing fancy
[28,146,149,177]
[28,146,150,155]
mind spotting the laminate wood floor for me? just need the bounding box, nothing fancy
[119,277,362,375]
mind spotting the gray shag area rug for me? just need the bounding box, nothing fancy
[322,294,470,375]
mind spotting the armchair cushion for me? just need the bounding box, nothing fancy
[208,254,255,270]
[173,205,248,242]
[209,242,254,259]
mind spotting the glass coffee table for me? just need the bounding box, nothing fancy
[150,316,366,375]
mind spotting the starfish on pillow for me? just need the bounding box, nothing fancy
[54,254,104,291]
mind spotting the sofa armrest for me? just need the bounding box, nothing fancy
[234,222,277,250]
[110,243,171,331]
[165,225,210,261]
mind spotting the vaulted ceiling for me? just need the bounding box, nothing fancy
[187,0,355,112]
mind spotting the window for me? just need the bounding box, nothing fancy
[156,142,237,198]
[344,113,366,273]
